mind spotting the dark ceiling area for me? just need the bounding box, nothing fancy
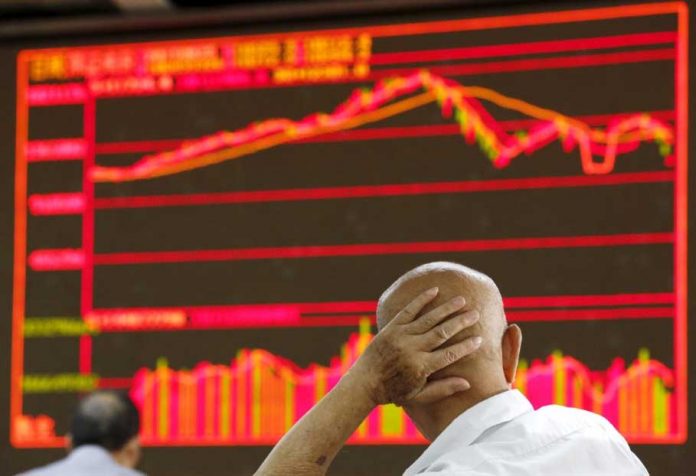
[0,0,457,20]
[0,0,536,40]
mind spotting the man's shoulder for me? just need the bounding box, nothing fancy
[420,420,647,475]
[535,404,611,421]
[18,463,143,476]
[15,454,145,476]
[408,404,647,475]
[470,405,647,474]
[16,458,69,476]
[532,404,622,436]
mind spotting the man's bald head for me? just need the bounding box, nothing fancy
[376,262,522,438]
[377,262,507,361]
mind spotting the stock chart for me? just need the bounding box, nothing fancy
[3,1,689,474]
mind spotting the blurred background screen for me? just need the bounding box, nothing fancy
[0,1,693,474]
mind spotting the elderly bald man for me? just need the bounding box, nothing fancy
[256,262,648,476]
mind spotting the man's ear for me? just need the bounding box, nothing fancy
[122,436,142,468]
[501,324,522,385]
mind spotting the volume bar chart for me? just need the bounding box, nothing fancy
[14,322,677,445]
[131,323,677,444]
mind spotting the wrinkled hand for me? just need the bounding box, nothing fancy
[352,288,481,407]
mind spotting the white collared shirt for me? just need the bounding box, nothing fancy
[404,390,648,476]
[17,445,145,476]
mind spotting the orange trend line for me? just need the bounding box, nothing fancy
[91,71,675,182]
[146,92,436,179]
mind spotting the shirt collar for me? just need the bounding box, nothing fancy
[404,390,533,475]
[68,445,144,476]
[68,445,117,464]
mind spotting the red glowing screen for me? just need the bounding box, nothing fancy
[8,1,688,465]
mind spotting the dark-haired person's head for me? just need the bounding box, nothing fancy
[68,390,142,469]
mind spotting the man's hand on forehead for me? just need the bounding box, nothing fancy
[256,274,486,476]
[352,287,482,406]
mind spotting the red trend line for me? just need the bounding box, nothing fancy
[92,110,675,155]
[298,112,675,143]
[90,70,675,182]
[92,233,673,266]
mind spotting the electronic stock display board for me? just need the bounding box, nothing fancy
[0,2,692,475]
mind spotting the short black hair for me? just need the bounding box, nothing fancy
[70,390,140,451]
